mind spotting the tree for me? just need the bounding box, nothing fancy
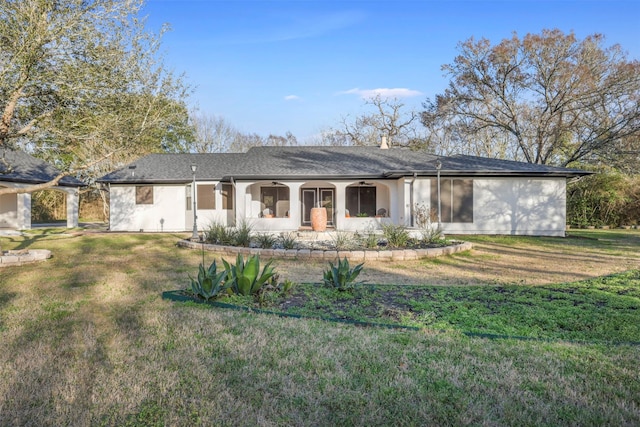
[421,29,640,166]
[228,131,298,153]
[333,95,428,148]
[0,0,192,195]
[178,111,239,153]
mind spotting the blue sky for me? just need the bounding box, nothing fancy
[142,0,640,143]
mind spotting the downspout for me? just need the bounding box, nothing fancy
[230,177,237,226]
[409,172,417,227]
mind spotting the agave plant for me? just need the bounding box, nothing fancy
[223,254,276,296]
[188,260,229,301]
[323,257,365,291]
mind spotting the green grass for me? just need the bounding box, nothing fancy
[1,230,640,425]
[223,270,640,343]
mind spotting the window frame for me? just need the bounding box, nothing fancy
[346,186,377,217]
[196,184,216,210]
[135,185,154,205]
[430,178,474,223]
[260,186,289,217]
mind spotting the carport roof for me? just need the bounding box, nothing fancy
[0,150,84,187]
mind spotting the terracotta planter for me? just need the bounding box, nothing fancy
[310,207,327,231]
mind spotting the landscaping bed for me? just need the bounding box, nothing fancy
[168,269,640,344]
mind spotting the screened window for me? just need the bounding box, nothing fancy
[186,184,192,210]
[135,186,153,205]
[197,184,216,210]
[261,186,289,217]
[346,186,376,217]
[430,178,473,223]
[221,184,233,210]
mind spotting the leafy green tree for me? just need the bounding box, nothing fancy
[422,29,640,166]
[0,0,193,195]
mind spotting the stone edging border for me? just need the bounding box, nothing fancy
[177,240,473,262]
[0,249,52,267]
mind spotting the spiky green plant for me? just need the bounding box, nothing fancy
[254,233,277,249]
[188,260,229,301]
[322,257,365,291]
[223,254,277,296]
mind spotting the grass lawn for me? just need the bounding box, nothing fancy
[1,229,639,426]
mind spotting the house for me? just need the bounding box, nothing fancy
[0,150,84,229]
[97,145,590,236]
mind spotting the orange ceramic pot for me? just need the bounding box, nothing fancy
[310,207,327,231]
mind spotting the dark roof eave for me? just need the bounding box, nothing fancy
[0,178,84,187]
[382,169,594,178]
[220,174,386,182]
[97,178,218,184]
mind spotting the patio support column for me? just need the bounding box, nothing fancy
[287,182,302,229]
[333,182,348,230]
[235,181,250,225]
[17,192,31,230]
[66,188,79,228]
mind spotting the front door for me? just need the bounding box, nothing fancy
[301,188,334,226]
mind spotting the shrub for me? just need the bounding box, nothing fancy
[381,223,410,248]
[331,231,356,250]
[412,203,443,242]
[254,233,276,249]
[278,232,298,249]
[567,169,640,227]
[223,254,276,296]
[203,221,236,245]
[188,260,229,301]
[322,257,365,291]
[233,219,253,247]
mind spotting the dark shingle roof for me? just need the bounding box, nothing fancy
[97,146,591,184]
[0,150,84,187]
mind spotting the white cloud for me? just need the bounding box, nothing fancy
[284,95,301,101]
[339,87,423,99]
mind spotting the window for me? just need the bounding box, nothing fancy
[261,186,289,217]
[430,178,473,223]
[135,186,153,205]
[197,184,215,210]
[346,186,376,217]
[186,184,192,210]
[221,183,233,210]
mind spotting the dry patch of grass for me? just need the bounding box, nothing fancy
[0,230,639,425]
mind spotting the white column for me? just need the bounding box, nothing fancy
[333,182,348,230]
[17,192,31,230]
[287,182,303,228]
[66,188,79,228]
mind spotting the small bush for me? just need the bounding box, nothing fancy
[203,221,236,245]
[381,223,410,248]
[322,257,365,292]
[234,220,253,247]
[413,203,443,242]
[278,232,298,249]
[254,233,276,249]
[331,231,356,250]
[223,254,276,296]
[188,260,229,301]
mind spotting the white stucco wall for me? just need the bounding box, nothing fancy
[108,176,567,236]
[109,184,187,232]
[0,191,18,228]
[411,177,567,236]
[1,183,78,229]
